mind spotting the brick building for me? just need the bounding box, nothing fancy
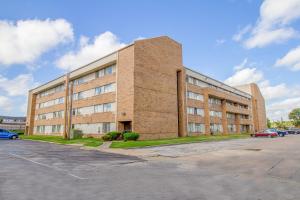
[0,116,26,130]
[26,36,267,139]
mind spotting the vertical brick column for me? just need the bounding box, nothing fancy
[26,91,36,135]
[63,74,69,139]
[203,92,211,135]
[221,99,228,135]
[235,114,241,134]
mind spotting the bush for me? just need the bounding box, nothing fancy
[11,130,25,135]
[123,132,139,141]
[102,131,121,141]
[72,129,83,139]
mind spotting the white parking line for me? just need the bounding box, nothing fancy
[8,152,87,180]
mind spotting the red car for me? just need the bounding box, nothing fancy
[251,129,278,138]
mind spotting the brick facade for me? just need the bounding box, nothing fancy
[26,36,267,139]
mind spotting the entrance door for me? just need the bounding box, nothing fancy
[121,121,132,132]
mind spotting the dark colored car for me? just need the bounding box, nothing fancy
[251,129,278,138]
[269,128,287,137]
[285,128,300,134]
[0,129,19,139]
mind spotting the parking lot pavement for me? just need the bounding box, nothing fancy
[1,136,300,200]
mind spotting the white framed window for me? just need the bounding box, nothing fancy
[187,91,204,101]
[210,110,222,118]
[188,123,205,133]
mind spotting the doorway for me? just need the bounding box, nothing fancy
[120,121,132,132]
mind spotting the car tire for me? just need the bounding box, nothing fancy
[11,135,17,140]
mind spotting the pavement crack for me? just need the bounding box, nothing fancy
[267,158,284,173]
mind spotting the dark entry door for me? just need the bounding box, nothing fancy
[123,121,132,132]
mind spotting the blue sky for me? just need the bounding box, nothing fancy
[0,0,300,120]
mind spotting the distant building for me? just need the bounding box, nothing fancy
[26,36,267,139]
[0,116,26,130]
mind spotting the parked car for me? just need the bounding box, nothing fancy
[285,128,300,134]
[0,129,19,139]
[269,128,287,137]
[251,129,278,138]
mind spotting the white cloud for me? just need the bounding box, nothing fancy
[56,31,126,71]
[275,45,300,71]
[267,97,300,121]
[225,59,300,120]
[0,96,12,112]
[244,27,298,48]
[232,25,252,42]
[216,39,226,45]
[0,19,73,65]
[0,74,38,96]
[234,0,300,48]
[224,67,264,86]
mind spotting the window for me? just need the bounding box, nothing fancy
[51,125,62,133]
[210,124,223,133]
[53,111,63,118]
[58,97,64,104]
[187,107,204,116]
[102,122,111,133]
[187,91,204,101]
[95,87,102,95]
[209,98,222,105]
[95,83,115,95]
[226,113,235,120]
[188,123,205,133]
[37,125,45,134]
[103,103,112,112]
[227,124,237,133]
[96,64,116,78]
[210,110,222,118]
[94,104,104,113]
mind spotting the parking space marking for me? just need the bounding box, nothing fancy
[8,152,87,180]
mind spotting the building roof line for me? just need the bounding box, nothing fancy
[184,66,252,98]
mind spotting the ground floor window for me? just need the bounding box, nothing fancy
[188,123,205,134]
[227,124,237,133]
[210,123,223,134]
[73,122,116,134]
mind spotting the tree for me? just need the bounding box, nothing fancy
[267,118,272,128]
[0,118,3,123]
[289,108,300,127]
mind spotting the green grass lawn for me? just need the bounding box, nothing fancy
[20,135,103,147]
[110,134,250,148]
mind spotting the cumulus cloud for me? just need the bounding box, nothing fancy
[225,59,300,120]
[0,74,38,96]
[224,67,264,86]
[275,45,300,71]
[56,31,126,71]
[0,96,12,112]
[267,97,300,121]
[232,25,252,42]
[0,19,73,65]
[233,0,300,48]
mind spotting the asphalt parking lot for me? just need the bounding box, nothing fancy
[1,135,300,200]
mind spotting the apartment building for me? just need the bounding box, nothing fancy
[0,116,26,130]
[26,36,266,140]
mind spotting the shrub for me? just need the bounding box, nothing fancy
[102,131,121,141]
[11,130,25,135]
[72,129,83,139]
[123,132,139,141]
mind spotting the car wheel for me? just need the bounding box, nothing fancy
[11,135,17,140]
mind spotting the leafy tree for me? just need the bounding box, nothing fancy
[0,118,3,123]
[289,108,300,127]
[267,118,272,128]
